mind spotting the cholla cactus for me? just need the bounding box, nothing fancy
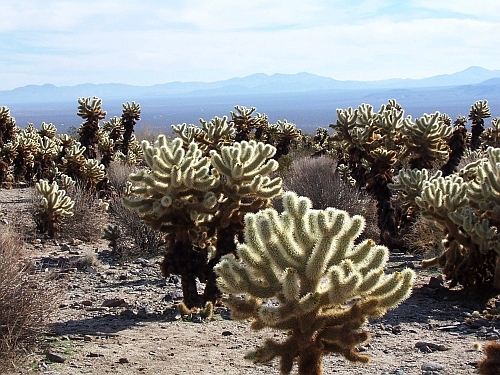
[481,117,500,149]
[401,112,452,169]
[121,101,140,155]
[393,148,500,288]
[172,116,235,152]
[0,106,17,148]
[469,100,491,151]
[332,100,454,247]
[205,140,282,302]
[230,106,269,142]
[123,136,220,307]
[35,180,75,237]
[102,223,121,253]
[77,96,106,159]
[272,120,302,161]
[38,122,57,138]
[215,192,414,375]
[81,159,106,189]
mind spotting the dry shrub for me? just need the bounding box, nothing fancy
[402,214,445,257]
[106,161,138,193]
[61,183,108,242]
[107,196,164,258]
[277,155,379,241]
[0,225,58,368]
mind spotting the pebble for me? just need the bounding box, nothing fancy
[421,361,445,374]
[46,352,67,363]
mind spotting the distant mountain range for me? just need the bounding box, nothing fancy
[2,66,500,104]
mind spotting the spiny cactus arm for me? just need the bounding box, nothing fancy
[122,101,141,122]
[39,122,57,138]
[82,159,106,185]
[77,96,107,122]
[200,116,235,145]
[401,112,452,168]
[171,123,199,144]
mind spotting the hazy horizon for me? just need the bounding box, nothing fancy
[2,1,500,90]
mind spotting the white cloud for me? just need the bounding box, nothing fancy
[1,1,500,89]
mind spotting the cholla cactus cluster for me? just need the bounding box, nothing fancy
[0,98,142,190]
[123,116,283,307]
[330,99,452,246]
[215,192,414,375]
[392,146,500,288]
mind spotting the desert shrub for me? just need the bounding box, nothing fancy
[106,160,139,193]
[60,183,108,242]
[106,196,164,258]
[277,155,379,241]
[0,225,58,368]
[401,214,444,257]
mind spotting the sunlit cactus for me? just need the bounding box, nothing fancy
[38,122,57,139]
[0,106,17,148]
[394,147,500,288]
[215,192,414,375]
[123,136,220,307]
[35,179,75,237]
[77,96,106,159]
[401,112,452,169]
[481,117,500,149]
[172,116,235,152]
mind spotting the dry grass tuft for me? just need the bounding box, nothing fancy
[61,183,109,242]
[106,196,164,258]
[0,225,59,369]
[106,161,139,193]
[401,214,444,257]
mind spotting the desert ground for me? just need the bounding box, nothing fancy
[1,186,499,375]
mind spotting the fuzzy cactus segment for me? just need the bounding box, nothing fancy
[215,192,415,375]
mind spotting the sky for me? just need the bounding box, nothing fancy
[1,0,500,90]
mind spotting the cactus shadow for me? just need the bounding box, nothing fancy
[377,277,500,327]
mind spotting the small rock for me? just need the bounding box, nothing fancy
[134,258,149,265]
[87,352,104,357]
[118,357,129,364]
[421,361,445,373]
[83,335,92,342]
[80,300,93,307]
[222,331,233,336]
[46,351,66,363]
[102,298,129,308]
[392,325,402,334]
[60,244,71,252]
[121,309,135,317]
[357,345,368,352]
[191,313,202,323]
[415,341,450,351]
[427,276,444,289]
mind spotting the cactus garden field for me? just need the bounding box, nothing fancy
[0,98,500,374]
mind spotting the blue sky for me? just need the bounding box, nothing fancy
[1,0,499,90]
